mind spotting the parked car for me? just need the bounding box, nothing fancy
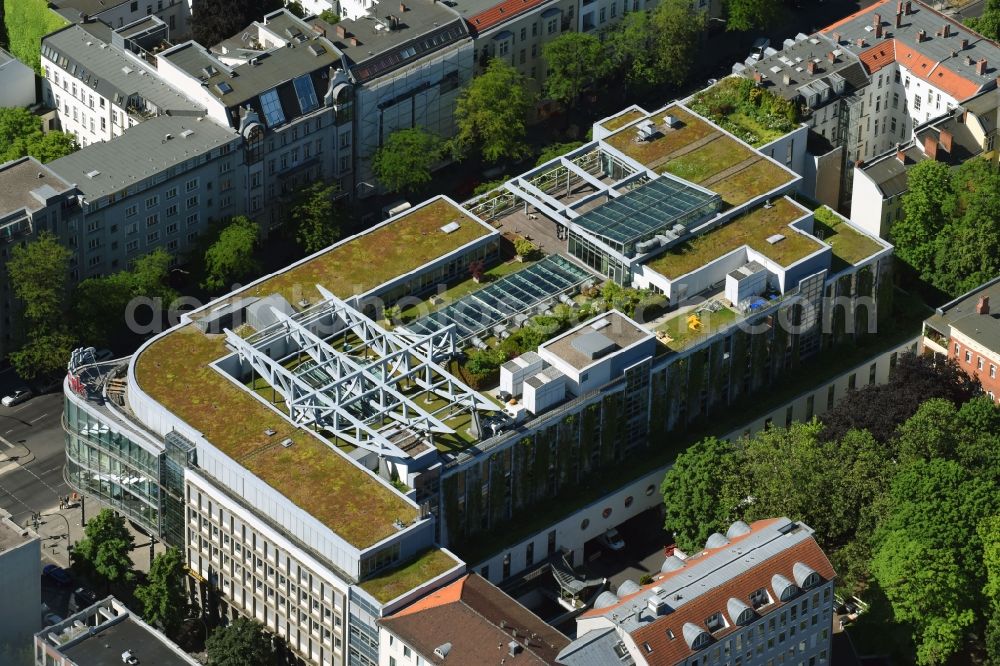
[2,387,32,406]
[599,528,626,552]
[68,587,99,613]
[43,564,73,586]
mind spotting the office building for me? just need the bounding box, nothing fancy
[34,596,198,666]
[557,518,836,666]
[922,276,1000,403]
[0,509,41,666]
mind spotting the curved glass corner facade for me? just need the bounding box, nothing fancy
[64,395,181,542]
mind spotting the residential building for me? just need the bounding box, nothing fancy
[378,573,569,664]
[740,0,1000,214]
[922,276,1000,402]
[557,518,836,666]
[49,0,191,38]
[0,48,37,108]
[0,509,41,666]
[41,18,204,147]
[33,596,198,666]
[0,157,82,358]
[851,86,998,238]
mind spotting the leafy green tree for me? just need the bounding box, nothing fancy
[0,108,76,163]
[980,515,1000,661]
[7,231,70,329]
[372,128,441,193]
[542,32,606,107]
[136,547,189,637]
[71,509,135,587]
[535,141,583,166]
[284,0,305,17]
[452,59,534,163]
[202,216,260,291]
[606,0,705,91]
[892,160,954,279]
[660,436,737,553]
[10,329,76,382]
[724,0,782,32]
[290,181,343,254]
[966,0,1000,40]
[192,0,283,49]
[205,617,275,666]
[319,8,340,23]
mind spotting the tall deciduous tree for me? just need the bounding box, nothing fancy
[724,0,782,32]
[660,436,737,553]
[206,617,276,666]
[0,107,76,163]
[979,515,1000,661]
[452,59,534,164]
[542,32,605,107]
[136,547,189,637]
[71,509,135,587]
[290,181,343,254]
[372,128,441,193]
[966,0,1000,40]
[202,216,260,291]
[892,159,954,279]
[606,0,705,90]
[191,0,283,48]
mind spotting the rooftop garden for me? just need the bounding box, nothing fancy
[600,109,646,132]
[812,206,884,270]
[134,325,418,549]
[657,302,738,351]
[658,136,755,184]
[252,199,491,305]
[359,548,459,604]
[688,77,800,148]
[704,158,797,207]
[604,107,716,170]
[397,257,534,323]
[646,198,820,279]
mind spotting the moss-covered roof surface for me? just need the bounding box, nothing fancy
[813,206,885,269]
[646,197,821,279]
[359,548,459,603]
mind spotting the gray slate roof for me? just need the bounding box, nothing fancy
[48,115,238,200]
[927,276,1000,353]
[0,157,75,215]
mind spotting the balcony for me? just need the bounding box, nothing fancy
[922,324,949,355]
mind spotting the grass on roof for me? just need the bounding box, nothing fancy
[813,206,884,270]
[646,198,820,279]
[688,77,799,148]
[601,109,645,132]
[360,548,458,603]
[659,136,755,185]
[252,199,490,305]
[657,304,738,351]
[604,107,715,169]
[706,159,796,207]
[135,325,418,548]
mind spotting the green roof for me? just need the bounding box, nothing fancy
[359,548,459,603]
[600,109,645,132]
[813,206,884,270]
[250,198,493,304]
[135,326,418,549]
[646,197,821,279]
[687,77,800,148]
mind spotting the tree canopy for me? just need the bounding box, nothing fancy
[724,0,782,32]
[372,128,442,193]
[452,59,534,164]
[71,509,135,587]
[202,216,260,291]
[0,107,77,163]
[191,0,283,48]
[605,0,706,91]
[891,157,1000,296]
[660,436,736,553]
[290,181,343,254]
[966,0,1000,40]
[542,32,606,107]
[136,547,189,637]
[206,617,276,666]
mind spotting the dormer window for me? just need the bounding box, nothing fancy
[749,587,772,609]
[705,612,727,633]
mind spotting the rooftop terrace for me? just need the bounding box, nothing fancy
[812,205,885,270]
[645,197,819,279]
[359,547,460,603]
[687,76,800,148]
[604,106,796,208]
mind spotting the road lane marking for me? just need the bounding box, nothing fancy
[29,413,49,424]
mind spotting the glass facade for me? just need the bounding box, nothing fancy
[64,396,170,541]
[568,230,629,284]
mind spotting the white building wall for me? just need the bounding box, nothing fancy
[41,57,138,146]
[90,0,192,39]
[848,165,889,238]
[0,51,36,108]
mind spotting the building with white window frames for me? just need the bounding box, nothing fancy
[557,518,836,666]
[50,0,191,38]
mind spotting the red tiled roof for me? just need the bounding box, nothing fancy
[821,0,892,33]
[580,519,785,620]
[466,0,552,35]
[380,574,569,664]
[858,41,896,74]
[630,538,837,665]
[857,39,985,100]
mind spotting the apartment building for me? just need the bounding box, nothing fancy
[922,277,1000,402]
[0,48,36,108]
[740,0,1000,214]
[41,18,204,147]
[0,509,41,666]
[50,0,191,38]
[851,86,997,238]
[557,518,836,666]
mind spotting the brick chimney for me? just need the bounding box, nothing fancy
[783,72,791,86]
[856,37,866,48]
[874,13,881,29]
[335,24,346,38]
[917,29,926,43]
[875,22,883,39]
[896,11,903,28]
[897,0,903,14]
[905,0,912,14]
[923,133,938,160]
[348,36,359,46]
[400,1,407,11]
[753,71,763,84]
[960,38,969,49]
[833,31,841,44]
[807,60,817,75]
[896,146,906,163]
[977,296,991,315]
[976,58,987,75]
[939,129,953,153]
[827,51,837,64]
[942,23,950,38]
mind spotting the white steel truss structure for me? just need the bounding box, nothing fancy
[224,287,495,458]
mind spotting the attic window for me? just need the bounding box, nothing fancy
[666,628,675,640]
[643,642,652,654]
[202,65,217,77]
[705,612,727,633]
[749,587,772,609]
[613,642,629,660]
[85,169,101,178]
[121,66,133,75]
[216,81,233,94]
[308,44,327,56]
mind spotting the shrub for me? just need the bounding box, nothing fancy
[514,238,537,259]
